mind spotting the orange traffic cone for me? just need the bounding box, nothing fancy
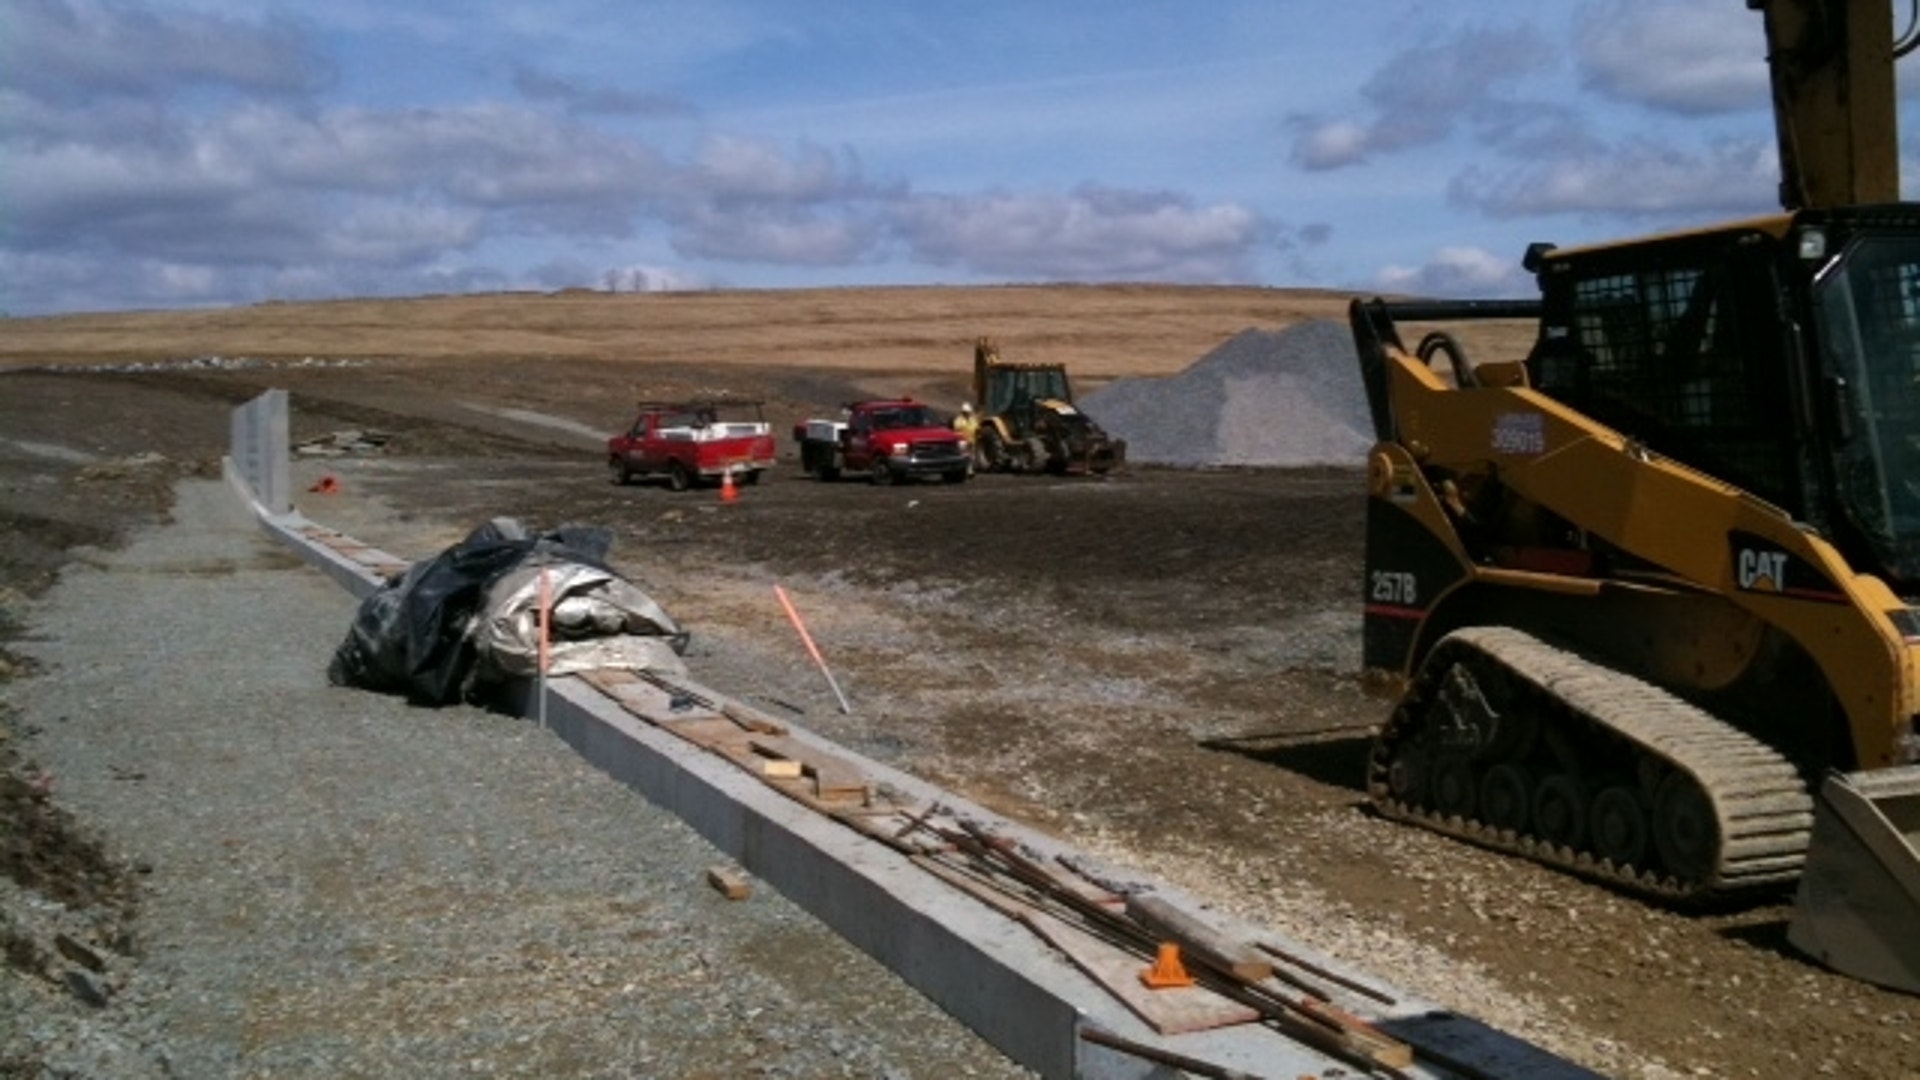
[308,474,340,495]
[1140,942,1195,989]
[720,468,739,504]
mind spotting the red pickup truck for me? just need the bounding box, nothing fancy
[794,399,971,484]
[608,400,777,491]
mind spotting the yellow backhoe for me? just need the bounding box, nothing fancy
[1347,0,1920,992]
[970,337,1125,475]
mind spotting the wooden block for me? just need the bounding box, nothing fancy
[1295,996,1413,1070]
[705,865,752,900]
[746,740,805,777]
[749,736,867,799]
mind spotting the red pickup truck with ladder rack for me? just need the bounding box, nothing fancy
[608,400,776,491]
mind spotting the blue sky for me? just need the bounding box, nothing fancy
[3,0,1911,315]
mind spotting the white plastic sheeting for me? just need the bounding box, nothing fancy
[328,518,687,705]
[473,560,687,683]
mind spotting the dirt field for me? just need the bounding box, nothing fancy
[4,285,1919,1078]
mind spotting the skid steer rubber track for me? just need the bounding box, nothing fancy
[1368,625,1815,904]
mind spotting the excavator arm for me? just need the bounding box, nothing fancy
[1750,0,1903,209]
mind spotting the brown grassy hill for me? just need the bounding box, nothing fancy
[2,285,1369,379]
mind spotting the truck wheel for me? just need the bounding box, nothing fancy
[742,469,762,486]
[609,457,632,486]
[943,469,968,484]
[668,460,693,492]
[871,460,895,486]
[818,465,840,482]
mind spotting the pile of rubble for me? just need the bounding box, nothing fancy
[294,429,392,456]
[1082,320,1370,468]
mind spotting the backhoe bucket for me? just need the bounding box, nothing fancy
[1788,767,1920,994]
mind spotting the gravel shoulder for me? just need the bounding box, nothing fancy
[2,477,1028,1078]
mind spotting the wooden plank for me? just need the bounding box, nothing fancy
[1022,906,1258,1035]
[721,698,788,735]
[656,717,752,753]
[583,670,715,721]
[1125,893,1272,984]
[644,671,789,735]
[749,735,867,800]
[1294,996,1414,1070]
[578,668,637,691]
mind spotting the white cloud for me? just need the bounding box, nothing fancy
[891,185,1268,281]
[1289,119,1370,171]
[1288,24,1549,171]
[1574,0,1766,115]
[688,134,872,203]
[217,104,671,204]
[3,138,252,249]
[1376,246,1530,299]
[321,202,484,263]
[1449,135,1775,218]
[3,0,328,101]
[672,205,877,265]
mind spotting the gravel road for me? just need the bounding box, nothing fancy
[2,478,1029,1079]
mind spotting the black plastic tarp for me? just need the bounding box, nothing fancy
[327,518,686,705]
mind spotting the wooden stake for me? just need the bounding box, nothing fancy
[774,584,851,713]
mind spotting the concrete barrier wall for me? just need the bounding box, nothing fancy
[228,388,290,516]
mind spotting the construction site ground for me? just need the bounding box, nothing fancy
[4,285,1918,1078]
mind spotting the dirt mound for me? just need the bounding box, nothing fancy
[1081,320,1369,467]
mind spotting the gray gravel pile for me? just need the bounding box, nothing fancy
[2,480,1027,1079]
[1081,321,1369,467]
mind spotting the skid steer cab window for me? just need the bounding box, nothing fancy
[1817,235,1920,580]
[1545,245,1797,510]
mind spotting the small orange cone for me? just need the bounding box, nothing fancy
[308,474,340,495]
[1140,942,1195,989]
[720,468,739,504]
